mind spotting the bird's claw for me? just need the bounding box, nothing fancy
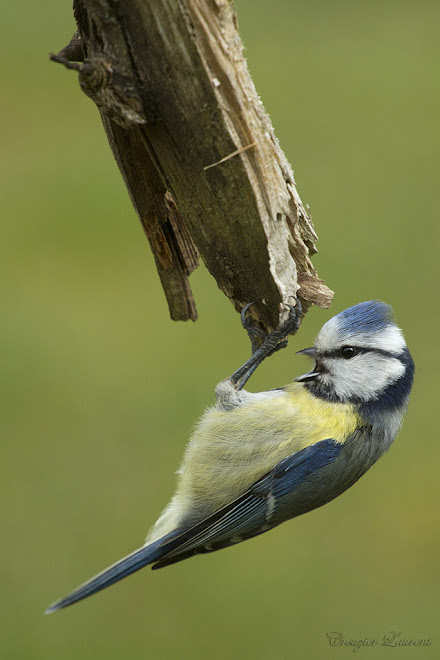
[230,299,302,390]
[241,300,302,352]
[240,302,267,354]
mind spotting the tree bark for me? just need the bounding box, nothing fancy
[52,0,333,329]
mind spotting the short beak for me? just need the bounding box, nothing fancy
[295,346,320,382]
[295,347,317,358]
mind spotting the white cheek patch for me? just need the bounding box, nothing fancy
[321,353,405,401]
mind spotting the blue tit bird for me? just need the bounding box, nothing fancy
[46,299,414,613]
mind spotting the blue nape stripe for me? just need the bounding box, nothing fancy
[360,347,415,419]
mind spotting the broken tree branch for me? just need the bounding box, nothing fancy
[52,0,333,328]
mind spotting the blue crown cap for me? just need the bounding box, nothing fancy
[336,300,395,336]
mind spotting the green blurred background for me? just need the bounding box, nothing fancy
[1,1,438,658]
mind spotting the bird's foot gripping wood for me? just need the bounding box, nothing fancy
[230,300,302,390]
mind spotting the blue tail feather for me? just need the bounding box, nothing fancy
[45,531,180,613]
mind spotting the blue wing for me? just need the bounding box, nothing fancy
[46,439,341,612]
[152,438,342,568]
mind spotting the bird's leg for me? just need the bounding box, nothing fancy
[230,300,302,390]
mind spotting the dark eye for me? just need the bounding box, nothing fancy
[341,346,358,359]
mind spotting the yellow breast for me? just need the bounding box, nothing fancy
[174,383,361,514]
[281,382,361,444]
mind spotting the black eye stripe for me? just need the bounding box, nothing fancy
[320,347,400,360]
[320,346,363,360]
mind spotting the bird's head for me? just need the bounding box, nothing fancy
[295,301,414,410]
